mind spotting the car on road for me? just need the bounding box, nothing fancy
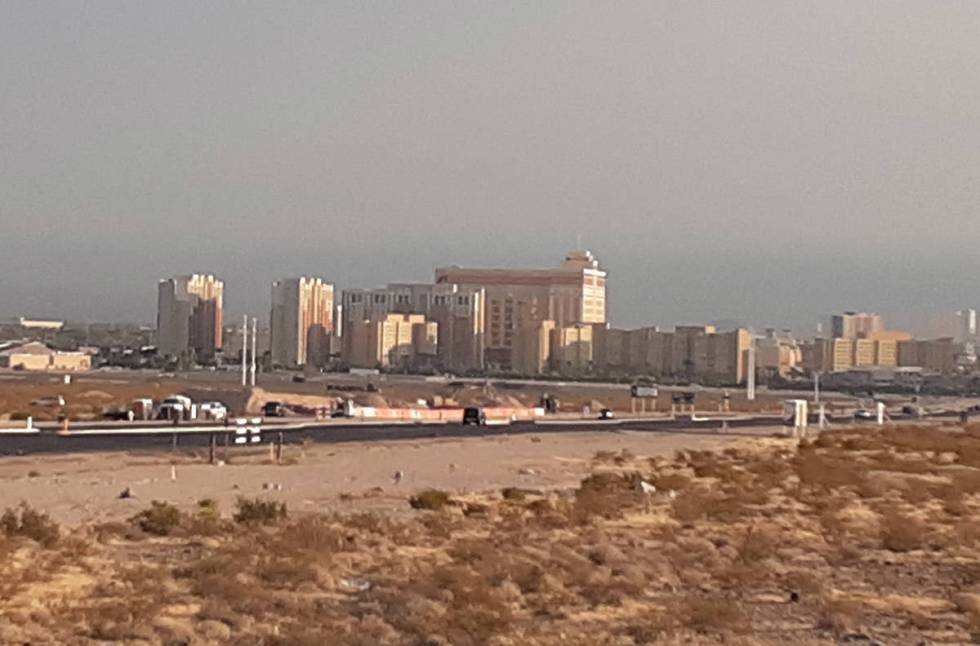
[263,401,287,417]
[901,404,924,418]
[31,396,65,407]
[854,409,876,421]
[199,401,227,421]
[462,407,486,426]
[598,408,615,420]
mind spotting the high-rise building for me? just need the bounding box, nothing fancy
[340,283,484,372]
[156,274,224,360]
[958,309,977,342]
[435,250,606,370]
[831,312,883,339]
[345,313,437,369]
[270,277,334,368]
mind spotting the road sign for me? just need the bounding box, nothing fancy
[631,385,659,398]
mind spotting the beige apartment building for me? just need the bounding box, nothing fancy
[594,325,750,384]
[435,250,606,370]
[831,312,884,339]
[898,338,956,373]
[803,329,914,373]
[510,321,595,376]
[340,283,484,372]
[156,274,224,360]
[270,277,334,368]
[346,313,437,369]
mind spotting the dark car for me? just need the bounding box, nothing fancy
[292,375,306,383]
[598,408,615,420]
[462,407,486,426]
[263,401,287,417]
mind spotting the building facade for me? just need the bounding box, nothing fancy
[435,250,606,370]
[345,313,438,369]
[156,274,224,361]
[340,283,484,372]
[831,312,884,340]
[270,277,334,368]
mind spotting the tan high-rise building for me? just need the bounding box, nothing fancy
[831,312,884,339]
[157,274,224,360]
[435,250,606,370]
[340,283,484,372]
[345,313,437,369]
[270,277,334,368]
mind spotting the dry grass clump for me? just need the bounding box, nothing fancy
[675,595,751,633]
[1,502,59,547]
[131,500,183,536]
[409,488,452,511]
[817,596,865,633]
[233,496,287,525]
[880,511,930,552]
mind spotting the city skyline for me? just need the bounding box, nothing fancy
[3,3,980,333]
[4,252,977,340]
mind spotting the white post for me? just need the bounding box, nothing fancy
[813,372,820,404]
[876,401,885,426]
[250,317,258,387]
[746,338,756,401]
[26,416,32,431]
[241,315,248,387]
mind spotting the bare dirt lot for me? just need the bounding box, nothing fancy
[3,424,980,645]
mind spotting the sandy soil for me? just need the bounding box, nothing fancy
[0,428,775,525]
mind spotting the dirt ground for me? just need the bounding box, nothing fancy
[0,428,762,525]
[2,424,980,644]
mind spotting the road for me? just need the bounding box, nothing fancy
[0,415,794,456]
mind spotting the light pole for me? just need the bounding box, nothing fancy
[250,317,257,387]
[241,315,248,387]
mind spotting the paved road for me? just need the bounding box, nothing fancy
[0,416,791,457]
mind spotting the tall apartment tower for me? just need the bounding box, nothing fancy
[958,309,977,342]
[157,274,224,360]
[435,250,607,369]
[339,283,484,372]
[831,312,883,340]
[270,277,334,368]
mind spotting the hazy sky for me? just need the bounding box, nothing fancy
[2,2,979,334]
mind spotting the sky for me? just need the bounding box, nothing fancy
[1,2,979,335]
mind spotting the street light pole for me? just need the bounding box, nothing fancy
[241,314,248,387]
[250,317,258,387]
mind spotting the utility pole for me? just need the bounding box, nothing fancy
[241,315,248,387]
[813,371,821,404]
[746,337,756,401]
[250,317,258,387]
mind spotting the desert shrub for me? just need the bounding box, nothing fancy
[409,489,452,511]
[677,596,750,633]
[735,525,777,565]
[2,503,60,547]
[880,511,929,552]
[794,451,866,491]
[132,501,183,536]
[501,487,526,501]
[818,596,864,633]
[197,498,220,520]
[234,497,287,525]
[649,472,692,492]
[256,557,318,588]
[275,516,347,555]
